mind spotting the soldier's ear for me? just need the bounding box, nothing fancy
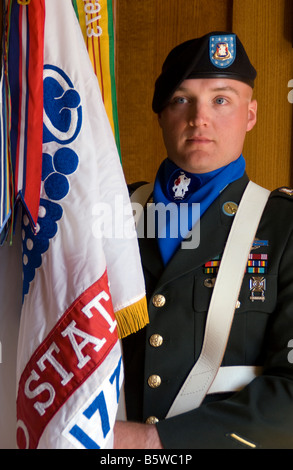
[247,99,257,132]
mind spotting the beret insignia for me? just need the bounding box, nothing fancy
[210,35,236,69]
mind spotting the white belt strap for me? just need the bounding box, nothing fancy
[166,181,270,418]
[208,365,263,395]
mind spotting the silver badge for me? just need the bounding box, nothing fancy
[249,277,266,302]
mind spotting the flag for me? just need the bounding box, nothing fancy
[0,59,12,244]
[0,0,13,244]
[7,0,45,234]
[72,0,121,156]
[13,0,148,449]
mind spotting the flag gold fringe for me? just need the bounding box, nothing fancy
[115,296,149,339]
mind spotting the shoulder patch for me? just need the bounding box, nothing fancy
[270,187,293,199]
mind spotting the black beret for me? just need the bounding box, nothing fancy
[152,31,257,113]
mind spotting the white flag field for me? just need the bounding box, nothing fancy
[0,0,147,449]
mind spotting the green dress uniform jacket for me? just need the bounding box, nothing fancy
[122,173,293,449]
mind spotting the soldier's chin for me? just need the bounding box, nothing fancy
[176,153,216,174]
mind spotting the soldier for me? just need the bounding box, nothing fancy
[114,32,293,449]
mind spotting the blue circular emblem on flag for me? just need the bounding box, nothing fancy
[22,64,82,299]
[210,34,236,69]
[43,64,82,144]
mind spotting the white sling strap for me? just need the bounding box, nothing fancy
[130,183,154,238]
[130,183,154,215]
[207,365,263,395]
[166,181,270,418]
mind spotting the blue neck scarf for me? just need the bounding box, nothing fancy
[153,155,246,264]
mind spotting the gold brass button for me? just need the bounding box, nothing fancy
[146,416,159,424]
[223,202,238,216]
[149,334,163,348]
[148,374,161,388]
[204,278,216,288]
[152,294,166,307]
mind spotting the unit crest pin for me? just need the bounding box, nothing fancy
[210,35,236,68]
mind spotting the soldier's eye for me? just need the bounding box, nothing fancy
[172,96,188,105]
[215,97,227,105]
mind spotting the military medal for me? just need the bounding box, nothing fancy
[251,238,269,250]
[247,254,268,274]
[204,252,268,275]
[204,255,221,274]
[249,277,266,302]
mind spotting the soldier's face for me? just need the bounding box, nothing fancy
[158,78,257,174]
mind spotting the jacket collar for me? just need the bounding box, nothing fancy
[138,173,249,287]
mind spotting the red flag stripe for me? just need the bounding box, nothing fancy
[13,2,45,229]
[22,2,45,227]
